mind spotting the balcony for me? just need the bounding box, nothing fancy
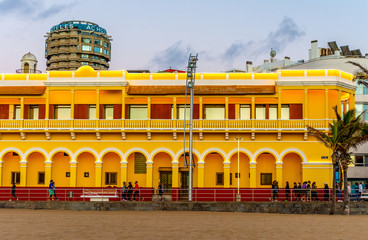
[0,119,328,131]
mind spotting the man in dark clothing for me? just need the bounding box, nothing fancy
[324,183,330,201]
[9,182,18,201]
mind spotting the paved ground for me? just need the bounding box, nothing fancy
[0,209,367,239]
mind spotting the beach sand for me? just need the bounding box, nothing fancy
[0,209,366,240]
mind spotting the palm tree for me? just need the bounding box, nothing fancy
[334,109,368,214]
[307,106,368,215]
[347,61,368,88]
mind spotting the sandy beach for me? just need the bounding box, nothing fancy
[0,209,367,240]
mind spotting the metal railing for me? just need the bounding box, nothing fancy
[0,187,357,202]
[0,119,329,130]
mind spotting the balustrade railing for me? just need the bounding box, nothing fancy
[0,187,348,203]
[0,119,328,130]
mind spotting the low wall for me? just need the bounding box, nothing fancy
[1,201,368,215]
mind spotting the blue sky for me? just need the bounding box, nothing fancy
[0,0,367,73]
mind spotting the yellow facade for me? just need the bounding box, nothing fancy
[0,66,357,190]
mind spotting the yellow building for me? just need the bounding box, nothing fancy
[0,66,356,193]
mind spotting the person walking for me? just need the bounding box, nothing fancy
[158,182,164,201]
[285,181,290,202]
[133,181,144,201]
[324,183,330,201]
[9,182,18,201]
[127,182,133,200]
[337,183,343,202]
[311,182,318,201]
[48,180,58,201]
[121,181,127,201]
[293,182,298,201]
[358,182,363,201]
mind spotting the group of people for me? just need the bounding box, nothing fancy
[350,181,368,202]
[121,181,144,201]
[272,181,330,202]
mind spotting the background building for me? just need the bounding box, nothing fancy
[45,20,112,71]
[16,52,41,73]
[245,40,368,184]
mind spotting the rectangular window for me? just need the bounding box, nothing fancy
[269,104,278,120]
[174,104,190,120]
[105,172,117,185]
[240,104,251,120]
[281,104,290,120]
[104,49,109,55]
[129,105,147,119]
[260,173,272,185]
[88,105,96,120]
[94,46,102,53]
[205,104,225,120]
[104,42,109,48]
[94,39,102,45]
[14,105,21,119]
[255,104,266,120]
[356,84,368,95]
[81,45,91,51]
[134,153,147,174]
[92,56,99,60]
[103,105,114,120]
[216,172,224,185]
[38,172,45,184]
[92,63,99,66]
[81,54,89,59]
[29,105,39,120]
[354,155,368,167]
[54,105,71,120]
[82,38,91,43]
[81,62,89,65]
[11,172,20,184]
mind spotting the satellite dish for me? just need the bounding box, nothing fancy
[270,48,277,58]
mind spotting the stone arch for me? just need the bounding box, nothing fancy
[203,151,225,188]
[76,151,97,187]
[255,149,278,187]
[101,151,121,187]
[99,148,124,161]
[152,151,174,190]
[0,148,24,160]
[26,151,46,186]
[125,148,149,187]
[124,148,149,161]
[1,150,22,186]
[201,148,227,161]
[149,148,175,160]
[227,148,253,162]
[74,147,99,161]
[51,151,71,187]
[49,148,74,161]
[281,150,304,186]
[228,148,252,188]
[174,149,201,162]
[253,148,280,162]
[279,148,307,163]
[24,147,48,160]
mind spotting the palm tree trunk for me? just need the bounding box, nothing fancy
[330,163,337,215]
[343,166,350,215]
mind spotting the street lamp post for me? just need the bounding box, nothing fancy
[235,136,243,201]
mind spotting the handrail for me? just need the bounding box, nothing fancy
[0,119,330,130]
[0,187,350,202]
